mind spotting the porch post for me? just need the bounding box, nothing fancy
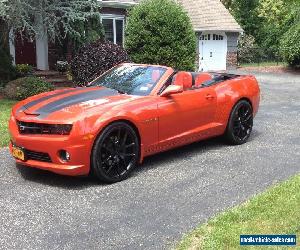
[36,31,49,70]
[9,29,16,65]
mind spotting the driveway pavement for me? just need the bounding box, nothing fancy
[0,71,299,250]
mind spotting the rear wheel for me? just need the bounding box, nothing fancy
[91,122,140,183]
[225,100,253,145]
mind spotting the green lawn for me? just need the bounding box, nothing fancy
[177,174,300,249]
[240,61,287,67]
[0,99,16,147]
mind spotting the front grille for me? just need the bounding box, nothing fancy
[17,121,51,135]
[26,149,52,163]
[17,121,72,135]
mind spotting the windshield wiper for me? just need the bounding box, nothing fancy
[116,89,127,94]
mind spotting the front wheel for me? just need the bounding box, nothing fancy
[91,122,140,183]
[225,100,253,145]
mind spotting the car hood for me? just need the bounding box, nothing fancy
[14,87,141,122]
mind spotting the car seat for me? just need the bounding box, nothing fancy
[195,73,213,87]
[172,71,193,90]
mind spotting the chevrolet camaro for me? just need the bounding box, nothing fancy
[9,63,260,183]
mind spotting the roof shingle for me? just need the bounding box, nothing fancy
[131,0,242,32]
[177,0,242,32]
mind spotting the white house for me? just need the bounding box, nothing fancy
[9,0,242,71]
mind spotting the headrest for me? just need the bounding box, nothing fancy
[195,73,213,87]
[173,71,193,90]
[152,69,161,82]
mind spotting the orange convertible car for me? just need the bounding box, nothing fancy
[9,63,260,183]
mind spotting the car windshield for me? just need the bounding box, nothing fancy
[89,64,167,96]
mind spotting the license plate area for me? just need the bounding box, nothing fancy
[12,145,26,161]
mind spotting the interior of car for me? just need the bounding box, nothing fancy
[162,71,240,93]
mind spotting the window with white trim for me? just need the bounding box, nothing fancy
[101,15,125,46]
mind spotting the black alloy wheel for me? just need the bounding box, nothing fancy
[225,100,253,145]
[91,122,140,183]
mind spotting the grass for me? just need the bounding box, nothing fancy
[0,99,16,147]
[177,174,300,250]
[240,61,287,67]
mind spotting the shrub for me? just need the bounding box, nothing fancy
[0,47,17,83]
[238,34,257,64]
[71,40,130,85]
[125,0,196,71]
[15,64,33,77]
[280,24,300,67]
[4,77,54,100]
[56,61,68,73]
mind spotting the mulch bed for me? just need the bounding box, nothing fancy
[238,66,300,75]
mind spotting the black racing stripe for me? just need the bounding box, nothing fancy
[17,88,85,113]
[36,88,119,118]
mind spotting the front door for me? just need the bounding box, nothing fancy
[199,32,227,71]
[157,88,217,148]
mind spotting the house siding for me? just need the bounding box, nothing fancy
[226,32,240,69]
[101,7,127,16]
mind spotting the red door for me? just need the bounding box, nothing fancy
[15,34,36,66]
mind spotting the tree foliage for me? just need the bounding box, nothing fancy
[125,0,196,71]
[231,0,262,37]
[0,19,16,84]
[0,46,16,84]
[71,40,130,85]
[280,22,300,67]
[227,0,300,67]
[0,0,102,43]
[0,0,8,17]
[220,0,233,10]
[238,34,257,63]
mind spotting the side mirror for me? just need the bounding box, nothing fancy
[160,85,183,97]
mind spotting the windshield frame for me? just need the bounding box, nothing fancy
[88,64,170,96]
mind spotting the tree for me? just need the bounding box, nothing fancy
[220,0,233,9]
[279,4,300,67]
[125,0,196,71]
[230,0,262,37]
[1,0,101,42]
[280,23,300,67]
[0,0,8,17]
[0,18,16,84]
[255,0,289,51]
[226,0,300,66]
[0,0,103,69]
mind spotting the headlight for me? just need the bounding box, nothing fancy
[44,124,73,135]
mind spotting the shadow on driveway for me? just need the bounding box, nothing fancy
[15,129,261,189]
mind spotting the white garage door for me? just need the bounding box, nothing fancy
[199,32,227,71]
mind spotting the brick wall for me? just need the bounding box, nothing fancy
[226,32,240,69]
[227,51,238,69]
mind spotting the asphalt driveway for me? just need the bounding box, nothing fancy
[0,71,299,250]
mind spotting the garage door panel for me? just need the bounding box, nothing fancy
[199,32,227,71]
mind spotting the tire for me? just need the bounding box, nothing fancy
[91,122,140,183]
[225,100,253,145]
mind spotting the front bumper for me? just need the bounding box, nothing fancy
[9,118,93,176]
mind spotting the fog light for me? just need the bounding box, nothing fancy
[59,150,70,162]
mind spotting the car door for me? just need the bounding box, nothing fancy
[157,87,217,148]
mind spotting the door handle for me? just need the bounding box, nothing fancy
[206,94,214,100]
